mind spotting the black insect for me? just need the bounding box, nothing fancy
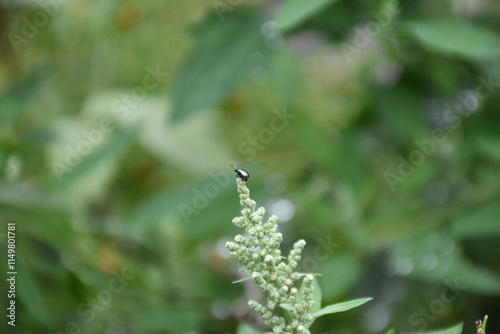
[230,164,249,181]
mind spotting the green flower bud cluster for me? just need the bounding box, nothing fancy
[226,179,315,334]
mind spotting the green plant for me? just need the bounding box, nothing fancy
[476,315,488,334]
[226,178,372,334]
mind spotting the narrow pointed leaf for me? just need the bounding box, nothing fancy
[403,20,500,58]
[275,0,338,32]
[279,303,295,311]
[170,11,270,121]
[411,323,463,334]
[232,277,253,284]
[311,297,373,319]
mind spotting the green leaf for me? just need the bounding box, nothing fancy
[0,186,74,249]
[268,51,303,105]
[410,323,463,334]
[310,277,322,314]
[297,276,321,304]
[292,118,370,197]
[390,231,500,294]
[318,253,363,301]
[16,260,49,326]
[237,323,264,334]
[232,267,253,284]
[374,87,428,143]
[170,11,270,122]
[311,297,373,319]
[232,277,253,284]
[403,20,500,58]
[296,276,321,308]
[54,125,140,188]
[280,303,294,323]
[0,67,47,122]
[132,307,199,333]
[305,277,323,328]
[279,303,295,311]
[448,256,500,294]
[475,135,500,163]
[275,0,338,32]
[452,201,500,239]
[295,272,323,277]
[114,181,212,241]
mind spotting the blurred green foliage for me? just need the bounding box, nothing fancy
[1,0,500,333]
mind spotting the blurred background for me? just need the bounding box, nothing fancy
[1,0,500,333]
